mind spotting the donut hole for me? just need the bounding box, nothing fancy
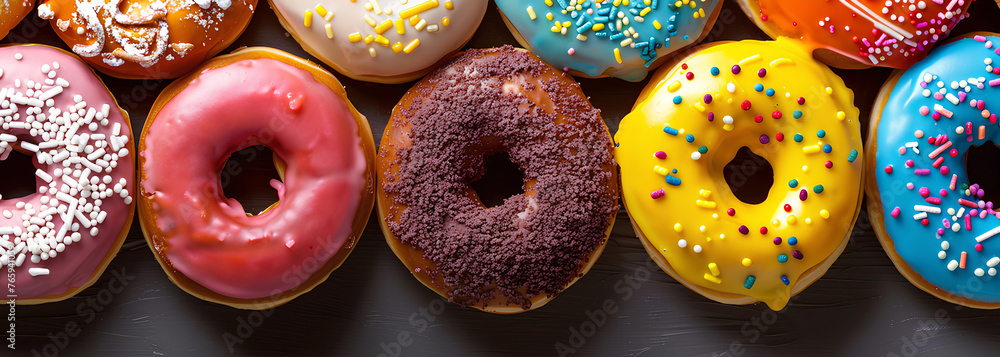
[966,141,1000,204]
[219,145,282,216]
[722,146,774,205]
[470,152,525,208]
[0,148,38,200]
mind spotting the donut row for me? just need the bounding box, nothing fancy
[0,0,984,82]
[2,1,1000,313]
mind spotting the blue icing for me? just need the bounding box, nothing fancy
[875,36,1000,302]
[497,0,719,82]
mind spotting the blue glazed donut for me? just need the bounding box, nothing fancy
[496,0,722,82]
[869,34,1000,308]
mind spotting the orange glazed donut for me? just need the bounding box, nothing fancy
[1,45,135,304]
[38,0,257,79]
[0,0,32,39]
[377,46,618,313]
[737,0,972,69]
[138,47,375,309]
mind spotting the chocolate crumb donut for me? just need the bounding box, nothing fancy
[376,46,618,313]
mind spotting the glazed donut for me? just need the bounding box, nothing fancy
[38,0,257,79]
[377,46,618,313]
[737,0,971,69]
[0,45,134,304]
[0,0,32,39]
[615,38,865,310]
[496,0,723,82]
[868,33,1000,308]
[268,0,487,83]
[138,47,375,310]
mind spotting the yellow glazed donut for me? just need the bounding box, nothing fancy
[615,38,865,310]
[268,0,488,83]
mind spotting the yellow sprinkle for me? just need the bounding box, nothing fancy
[771,219,781,226]
[392,42,403,53]
[576,34,588,41]
[614,48,622,64]
[620,38,632,47]
[693,11,700,19]
[805,218,812,225]
[592,23,605,31]
[325,24,334,39]
[614,0,622,6]
[348,32,363,42]
[653,165,669,175]
[722,123,734,131]
[324,11,334,22]
[739,54,761,65]
[365,2,372,10]
[787,215,798,224]
[698,8,705,17]
[708,263,720,276]
[364,14,377,27]
[836,111,846,120]
[692,102,705,112]
[562,21,572,27]
[409,15,421,26]
[667,81,681,92]
[802,145,821,154]
[640,7,652,16]
[695,200,716,209]
[414,19,428,31]
[363,34,374,44]
[699,225,707,232]
[403,38,420,53]
[769,58,793,67]
[527,6,537,20]
[314,5,327,17]
[399,0,439,19]
[699,189,711,198]
[442,17,450,27]
[445,0,453,10]
[374,35,390,47]
[673,223,683,232]
[375,19,394,34]
[395,18,406,34]
[370,0,383,14]
[703,273,721,284]
[546,12,554,20]
[368,48,377,57]
[819,209,830,219]
[653,20,661,30]
[551,26,560,33]
[303,10,313,27]
[741,258,752,267]
[705,237,712,242]
[546,0,553,6]
[826,87,834,94]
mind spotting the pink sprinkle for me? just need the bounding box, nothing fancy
[891,207,901,218]
[959,92,967,103]
[915,130,924,138]
[989,41,995,49]
[651,189,665,199]
[975,35,987,41]
[932,157,944,168]
[940,189,948,197]
[937,228,946,236]
[966,215,972,230]
[914,169,931,175]
[885,165,893,174]
[655,151,667,159]
[926,197,942,205]
[989,78,1000,87]
[919,106,930,115]
[919,187,931,197]
[950,174,957,190]
[959,198,978,208]
[567,48,575,55]
[907,182,915,189]
[929,141,952,159]
[905,160,915,167]
[916,22,928,29]
[899,147,907,155]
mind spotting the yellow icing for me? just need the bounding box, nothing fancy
[614,38,864,310]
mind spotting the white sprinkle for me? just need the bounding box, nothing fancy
[947,260,959,271]
[975,225,1000,242]
[987,257,1000,267]
[28,268,49,276]
[914,205,941,214]
[913,212,928,220]
[677,239,687,248]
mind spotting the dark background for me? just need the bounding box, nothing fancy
[4,0,1000,356]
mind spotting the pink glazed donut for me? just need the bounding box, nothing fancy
[0,45,135,304]
[138,47,375,310]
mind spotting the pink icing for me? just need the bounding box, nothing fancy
[0,46,134,300]
[140,58,367,299]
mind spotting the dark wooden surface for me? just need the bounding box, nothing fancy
[5,1,1000,356]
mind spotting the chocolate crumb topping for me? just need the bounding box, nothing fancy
[382,46,618,309]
